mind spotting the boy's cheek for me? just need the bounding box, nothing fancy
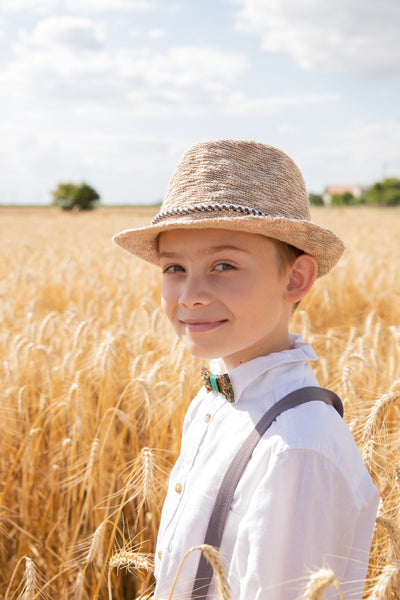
[160,295,170,317]
[160,293,176,326]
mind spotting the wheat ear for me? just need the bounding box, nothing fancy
[361,391,400,443]
[167,544,230,600]
[108,549,154,573]
[19,557,37,600]
[108,550,154,600]
[376,517,400,560]
[302,567,345,600]
[369,561,400,599]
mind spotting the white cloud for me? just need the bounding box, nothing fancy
[0,0,54,11]
[1,16,341,118]
[65,0,154,9]
[225,92,340,115]
[298,120,400,190]
[233,0,400,77]
[277,123,299,135]
[0,0,153,11]
[0,118,182,204]
[0,123,170,173]
[17,15,106,49]
[341,120,400,174]
[0,16,250,115]
[129,27,166,40]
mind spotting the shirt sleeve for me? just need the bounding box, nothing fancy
[227,447,365,600]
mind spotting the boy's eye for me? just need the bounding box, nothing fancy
[163,264,185,273]
[214,263,235,271]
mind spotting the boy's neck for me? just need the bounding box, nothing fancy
[221,333,292,371]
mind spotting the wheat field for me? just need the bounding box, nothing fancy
[0,206,399,600]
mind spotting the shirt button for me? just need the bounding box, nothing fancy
[204,413,211,423]
[175,483,182,494]
[158,551,162,560]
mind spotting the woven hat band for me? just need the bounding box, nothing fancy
[152,203,272,224]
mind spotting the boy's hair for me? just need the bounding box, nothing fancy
[271,239,304,276]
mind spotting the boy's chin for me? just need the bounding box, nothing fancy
[180,342,221,361]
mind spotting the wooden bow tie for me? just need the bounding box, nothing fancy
[200,366,234,403]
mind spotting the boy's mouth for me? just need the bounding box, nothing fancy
[181,319,227,332]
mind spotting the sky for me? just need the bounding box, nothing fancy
[0,0,399,206]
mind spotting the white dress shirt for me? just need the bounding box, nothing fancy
[154,334,379,600]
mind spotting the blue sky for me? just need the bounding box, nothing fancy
[0,0,399,205]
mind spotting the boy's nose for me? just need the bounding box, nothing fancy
[178,276,212,309]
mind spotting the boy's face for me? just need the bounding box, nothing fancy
[158,228,294,370]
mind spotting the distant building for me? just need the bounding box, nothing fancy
[323,184,370,206]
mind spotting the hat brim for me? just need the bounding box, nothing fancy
[113,215,345,278]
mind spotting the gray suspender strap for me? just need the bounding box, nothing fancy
[190,386,344,600]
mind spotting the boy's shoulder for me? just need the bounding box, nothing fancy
[265,400,368,490]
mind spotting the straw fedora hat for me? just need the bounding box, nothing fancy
[113,139,344,277]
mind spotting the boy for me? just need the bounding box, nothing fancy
[113,140,379,600]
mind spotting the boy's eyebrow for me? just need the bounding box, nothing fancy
[158,244,250,259]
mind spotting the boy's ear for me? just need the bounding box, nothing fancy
[284,254,318,304]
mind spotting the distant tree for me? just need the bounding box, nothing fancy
[330,191,363,206]
[52,183,76,209]
[73,183,100,210]
[363,178,400,206]
[52,181,100,211]
[309,193,324,206]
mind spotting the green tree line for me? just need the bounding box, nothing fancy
[52,176,400,211]
[310,177,400,207]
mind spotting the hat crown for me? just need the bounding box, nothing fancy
[160,140,310,222]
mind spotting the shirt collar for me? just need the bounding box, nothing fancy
[209,333,317,404]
